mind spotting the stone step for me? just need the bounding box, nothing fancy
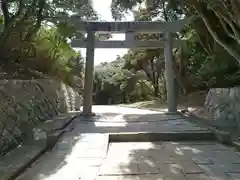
[109,131,216,142]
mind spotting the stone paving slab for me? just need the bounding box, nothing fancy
[16,132,109,180]
[198,164,232,180]
[219,163,240,173]
[97,142,240,180]
[185,173,210,180]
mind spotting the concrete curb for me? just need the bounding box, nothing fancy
[4,114,77,180]
[109,131,216,142]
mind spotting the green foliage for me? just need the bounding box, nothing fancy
[0,0,96,88]
[32,27,83,84]
[106,0,240,101]
[93,59,153,105]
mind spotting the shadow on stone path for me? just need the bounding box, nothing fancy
[16,131,109,180]
[15,106,240,180]
[97,142,240,180]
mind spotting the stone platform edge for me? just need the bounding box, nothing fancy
[0,113,78,180]
[109,131,216,142]
[179,110,239,147]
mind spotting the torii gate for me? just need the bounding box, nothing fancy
[69,19,189,116]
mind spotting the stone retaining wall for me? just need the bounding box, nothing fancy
[204,87,240,132]
[0,79,82,155]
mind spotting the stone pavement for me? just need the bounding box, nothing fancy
[16,132,109,180]
[97,142,240,180]
[16,106,240,180]
[70,106,210,134]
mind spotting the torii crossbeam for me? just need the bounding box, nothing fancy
[69,19,190,116]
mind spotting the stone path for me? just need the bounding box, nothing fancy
[16,106,240,180]
[16,132,109,180]
[97,142,240,180]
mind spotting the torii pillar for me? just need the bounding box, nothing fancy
[82,28,95,116]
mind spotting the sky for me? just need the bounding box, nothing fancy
[76,0,134,65]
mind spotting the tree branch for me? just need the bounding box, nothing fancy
[195,31,212,56]
[160,0,169,22]
[195,8,240,65]
[220,13,240,44]
[206,0,240,43]
[25,0,46,40]
[1,0,10,27]
[214,10,237,41]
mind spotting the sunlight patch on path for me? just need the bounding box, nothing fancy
[91,105,163,114]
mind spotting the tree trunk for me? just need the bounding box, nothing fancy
[150,59,159,97]
[153,83,159,97]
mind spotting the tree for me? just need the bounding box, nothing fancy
[93,58,152,104]
[110,0,240,94]
[0,0,97,82]
[188,0,240,64]
[0,0,97,37]
[0,0,97,61]
[111,0,240,64]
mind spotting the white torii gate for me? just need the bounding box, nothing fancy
[69,19,189,116]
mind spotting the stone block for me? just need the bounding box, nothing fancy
[192,156,214,164]
[219,163,240,173]
[185,173,210,180]
[99,162,140,175]
[138,161,161,174]
[157,163,186,180]
[206,151,240,164]
[214,129,232,145]
[198,164,232,180]
[178,161,203,174]
[139,174,164,180]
